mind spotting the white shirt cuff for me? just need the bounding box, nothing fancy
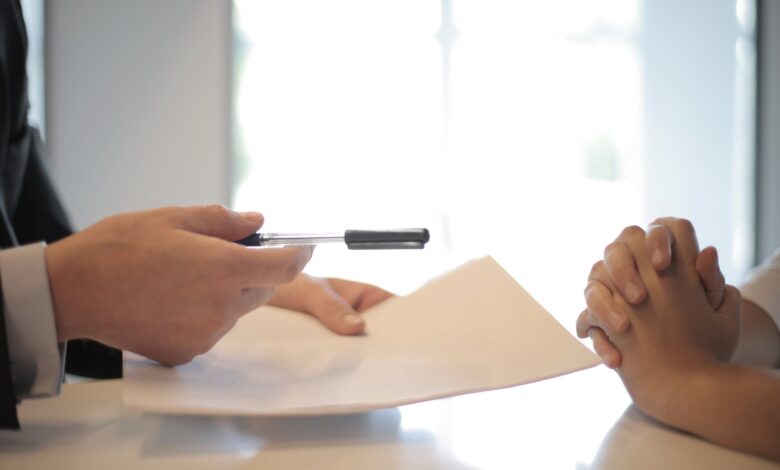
[740,248,780,332]
[0,242,64,398]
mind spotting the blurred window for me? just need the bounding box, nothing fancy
[232,0,755,318]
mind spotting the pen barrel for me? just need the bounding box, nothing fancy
[260,233,344,246]
[235,229,430,249]
[235,233,344,247]
[235,233,261,246]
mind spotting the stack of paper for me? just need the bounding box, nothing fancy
[124,257,599,415]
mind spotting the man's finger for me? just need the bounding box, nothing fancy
[696,246,726,309]
[645,220,674,270]
[326,278,394,312]
[231,245,314,285]
[604,241,646,304]
[302,282,366,335]
[168,204,264,241]
[589,328,623,368]
[584,280,629,332]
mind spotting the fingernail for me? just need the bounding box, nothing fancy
[241,212,263,224]
[652,249,665,266]
[625,282,643,303]
[341,314,364,327]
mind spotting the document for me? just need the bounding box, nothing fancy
[124,256,600,415]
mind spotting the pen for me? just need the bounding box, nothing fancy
[235,228,430,250]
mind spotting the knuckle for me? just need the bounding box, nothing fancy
[603,242,624,260]
[620,225,645,240]
[589,306,610,327]
[583,279,597,297]
[672,217,694,234]
[649,216,673,228]
[589,260,605,279]
[205,203,233,221]
[583,281,604,305]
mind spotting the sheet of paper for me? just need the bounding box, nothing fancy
[124,256,600,415]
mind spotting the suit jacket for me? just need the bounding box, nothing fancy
[1,0,121,429]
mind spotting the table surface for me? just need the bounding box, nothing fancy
[0,366,777,470]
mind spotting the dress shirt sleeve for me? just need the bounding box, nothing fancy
[740,248,780,332]
[0,242,64,398]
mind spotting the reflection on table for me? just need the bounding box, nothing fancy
[0,367,776,469]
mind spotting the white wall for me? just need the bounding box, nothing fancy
[757,0,780,261]
[640,0,753,281]
[46,0,232,229]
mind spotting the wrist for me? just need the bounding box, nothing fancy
[45,240,85,341]
[647,361,727,428]
[624,350,719,422]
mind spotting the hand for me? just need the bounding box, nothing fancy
[46,205,313,365]
[577,217,727,367]
[269,274,393,334]
[599,221,741,420]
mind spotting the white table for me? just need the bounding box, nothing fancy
[1,366,776,469]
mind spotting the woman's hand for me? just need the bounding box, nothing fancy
[577,217,727,367]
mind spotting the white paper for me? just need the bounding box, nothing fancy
[124,256,600,415]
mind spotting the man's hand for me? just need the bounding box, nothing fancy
[269,274,393,335]
[46,205,313,365]
[576,217,728,367]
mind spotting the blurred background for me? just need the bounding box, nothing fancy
[19,2,780,466]
[24,0,780,331]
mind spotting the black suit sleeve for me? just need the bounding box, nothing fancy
[0,1,119,429]
[0,270,20,429]
[11,129,122,380]
[10,127,71,245]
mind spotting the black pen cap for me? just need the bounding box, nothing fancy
[344,228,430,250]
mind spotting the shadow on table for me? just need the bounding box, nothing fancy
[0,420,116,453]
[138,407,433,458]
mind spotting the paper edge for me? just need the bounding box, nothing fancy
[123,357,601,417]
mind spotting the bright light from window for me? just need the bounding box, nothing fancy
[232,0,754,313]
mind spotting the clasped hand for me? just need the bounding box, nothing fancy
[576,218,741,416]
